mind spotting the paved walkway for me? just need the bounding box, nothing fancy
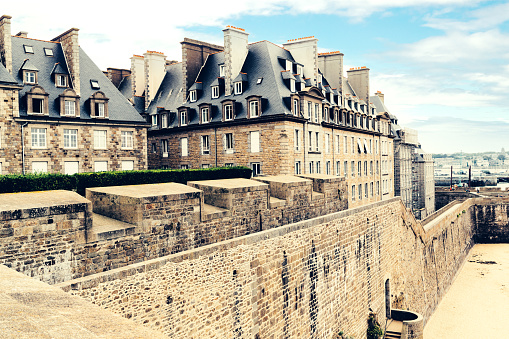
[424,244,509,338]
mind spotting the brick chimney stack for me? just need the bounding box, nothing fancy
[143,50,166,110]
[15,31,27,38]
[52,28,80,95]
[283,36,318,86]
[347,66,370,106]
[223,26,249,96]
[375,90,384,103]
[181,38,223,103]
[130,54,145,100]
[318,51,344,101]
[0,15,12,74]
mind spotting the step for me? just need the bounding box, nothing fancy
[201,203,230,221]
[89,212,137,242]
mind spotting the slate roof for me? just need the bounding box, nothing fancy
[0,62,17,85]
[11,36,146,123]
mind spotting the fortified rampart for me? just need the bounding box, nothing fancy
[1,177,509,338]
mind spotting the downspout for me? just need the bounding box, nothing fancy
[21,122,28,175]
[332,126,335,174]
[214,126,218,167]
[303,120,307,174]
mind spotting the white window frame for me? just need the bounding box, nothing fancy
[325,134,330,154]
[201,107,209,123]
[63,129,78,149]
[295,161,301,175]
[249,100,259,118]
[161,114,168,128]
[290,79,296,93]
[315,132,319,152]
[316,161,321,174]
[121,131,134,149]
[212,86,219,99]
[201,135,210,155]
[224,104,233,121]
[25,71,36,84]
[293,99,299,116]
[161,139,169,157]
[32,161,48,173]
[94,130,107,149]
[251,162,261,176]
[31,128,46,148]
[190,90,197,102]
[94,161,108,172]
[234,82,242,95]
[151,115,157,126]
[225,133,234,153]
[64,161,79,175]
[64,100,75,116]
[180,111,187,126]
[250,131,260,153]
[56,75,67,87]
[121,160,134,171]
[314,104,319,123]
[97,102,105,117]
[295,129,300,151]
[219,65,225,77]
[181,137,188,157]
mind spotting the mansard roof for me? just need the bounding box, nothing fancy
[0,62,17,85]
[11,36,146,123]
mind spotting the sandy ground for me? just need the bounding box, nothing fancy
[424,244,509,338]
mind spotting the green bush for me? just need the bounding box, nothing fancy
[0,167,252,196]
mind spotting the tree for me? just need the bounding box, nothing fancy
[498,154,506,161]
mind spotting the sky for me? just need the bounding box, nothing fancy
[3,0,509,154]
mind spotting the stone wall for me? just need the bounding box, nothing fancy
[58,196,481,339]
[435,190,478,211]
[472,197,509,243]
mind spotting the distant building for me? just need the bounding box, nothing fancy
[0,15,148,175]
[115,26,396,207]
[412,149,435,219]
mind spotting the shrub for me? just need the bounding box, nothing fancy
[0,172,76,194]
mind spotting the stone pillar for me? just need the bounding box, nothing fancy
[0,15,12,74]
[143,50,166,110]
[52,28,80,95]
[223,26,249,96]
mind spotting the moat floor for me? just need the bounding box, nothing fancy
[424,244,509,338]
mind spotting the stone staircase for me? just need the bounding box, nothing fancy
[385,319,403,339]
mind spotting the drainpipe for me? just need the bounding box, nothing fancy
[214,126,218,167]
[21,122,28,175]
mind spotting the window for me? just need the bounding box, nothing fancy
[63,129,77,149]
[250,131,260,153]
[365,183,368,198]
[323,107,328,122]
[224,104,233,121]
[249,100,259,118]
[351,161,355,176]
[326,161,330,175]
[325,134,330,153]
[94,130,107,149]
[285,60,292,71]
[121,131,134,149]
[309,161,314,174]
[358,161,362,176]
[121,160,134,171]
[369,140,372,154]
[307,101,312,119]
[44,48,53,56]
[359,184,362,200]
[181,138,188,157]
[314,104,319,123]
[225,133,234,153]
[33,98,44,113]
[295,161,301,175]
[257,78,263,84]
[161,139,169,157]
[32,161,48,173]
[376,181,380,195]
[31,128,46,148]
[344,136,348,153]
[201,135,210,155]
[90,80,100,89]
[212,86,219,99]
[24,45,34,54]
[64,100,75,116]
[225,163,234,167]
[315,132,319,152]
[316,161,321,174]
[181,165,189,169]
[202,164,210,169]
[370,161,373,175]
[180,110,187,126]
[151,143,157,153]
[336,135,340,153]
[336,161,341,176]
[190,90,197,102]
[308,131,312,151]
[251,162,261,176]
[151,115,157,126]
[376,160,379,174]
[201,107,209,123]
[90,91,108,118]
[290,79,296,93]
[64,161,79,175]
[295,129,300,151]
[94,161,108,172]
[25,71,36,84]
[234,82,242,95]
[344,161,348,177]
[352,185,356,201]
[364,161,368,176]
[56,75,67,87]
[293,99,299,116]
[370,182,374,197]
[161,114,168,128]
[220,65,225,77]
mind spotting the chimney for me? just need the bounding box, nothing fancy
[346,66,370,105]
[283,36,318,85]
[52,28,80,95]
[15,31,27,38]
[143,50,166,110]
[318,51,344,99]
[181,38,223,103]
[0,15,12,74]
[105,68,131,88]
[375,90,384,103]
[223,25,249,96]
[130,55,145,99]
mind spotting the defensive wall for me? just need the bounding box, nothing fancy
[1,177,509,338]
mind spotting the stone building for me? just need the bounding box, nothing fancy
[0,15,148,175]
[115,26,395,207]
[374,94,435,219]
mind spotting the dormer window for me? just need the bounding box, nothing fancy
[44,48,53,57]
[323,107,329,122]
[301,82,306,91]
[318,74,322,84]
[90,80,100,90]
[56,74,67,87]
[26,86,49,115]
[24,71,36,84]
[234,82,242,95]
[190,90,197,102]
[285,60,292,71]
[290,79,296,93]
[89,91,109,118]
[179,109,188,126]
[199,104,211,124]
[219,65,225,77]
[247,96,261,118]
[212,86,219,99]
[23,45,34,54]
[296,65,303,75]
[151,115,158,126]
[222,100,235,121]
[161,114,168,128]
[293,98,299,116]
[65,100,75,116]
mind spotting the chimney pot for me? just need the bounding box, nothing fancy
[15,31,27,38]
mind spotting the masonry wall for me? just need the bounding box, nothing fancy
[59,197,483,339]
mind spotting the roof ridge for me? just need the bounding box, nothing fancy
[12,36,59,44]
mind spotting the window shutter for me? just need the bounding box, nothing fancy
[251,131,260,153]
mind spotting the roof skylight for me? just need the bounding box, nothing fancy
[90,80,100,89]
[44,48,53,57]
[23,45,34,54]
